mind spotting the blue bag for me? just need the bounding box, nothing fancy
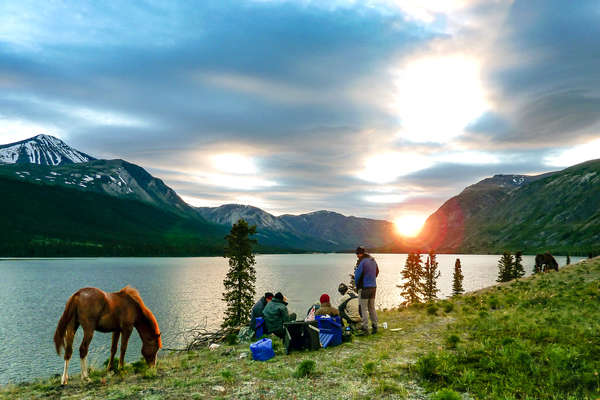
[255,316,265,338]
[250,338,275,361]
[315,315,343,348]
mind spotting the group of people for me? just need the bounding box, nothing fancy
[249,246,380,338]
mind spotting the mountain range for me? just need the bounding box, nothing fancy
[1,134,598,256]
[417,160,600,255]
[0,135,396,255]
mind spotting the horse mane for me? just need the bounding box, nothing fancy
[120,286,162,348]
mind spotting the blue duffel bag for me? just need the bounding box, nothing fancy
[250,338,275,361]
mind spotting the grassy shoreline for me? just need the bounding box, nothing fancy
[3,258,599,399]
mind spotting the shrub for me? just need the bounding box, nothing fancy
[131,359,148,374]
[446,334,460,349]
[488,296,500,310]
[362,361,376,377]
[225,333,238,345]
[431,388,462,400]
[427,303,439,315]
[220,368,235,382]
[415,353,439,381]
[294,360,316,378]
[443,302,454,313]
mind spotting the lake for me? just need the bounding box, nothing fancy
[0,253,580,384]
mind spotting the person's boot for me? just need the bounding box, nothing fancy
[356,326,370,336]
[371,324,378,334]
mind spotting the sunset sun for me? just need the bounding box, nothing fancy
[394,215,426,237]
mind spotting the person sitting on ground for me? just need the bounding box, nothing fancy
[250,292,273,334]
[263,292,297,339]
[314,293,340,317]
[337,283,361,329]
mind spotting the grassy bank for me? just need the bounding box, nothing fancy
[3,258,599,399]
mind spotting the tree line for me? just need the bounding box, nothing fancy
[398,250,464,306]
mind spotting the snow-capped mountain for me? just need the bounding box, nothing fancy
[0,135,198,217]
[0,134,95,165]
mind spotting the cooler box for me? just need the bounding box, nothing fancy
[250,338,275,361]
[315,315,342,348]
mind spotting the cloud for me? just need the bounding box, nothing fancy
[0,0,597,221]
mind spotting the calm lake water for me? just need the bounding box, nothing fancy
[0,253,580,384]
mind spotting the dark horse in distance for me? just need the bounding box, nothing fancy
[54,286,161,385]
[535,253,559,273]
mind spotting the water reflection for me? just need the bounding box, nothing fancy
[0,254,582,383]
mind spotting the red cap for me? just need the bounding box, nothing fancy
[320,294,330,304]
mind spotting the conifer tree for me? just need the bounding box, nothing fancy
[221,219,257,328]
[496,251,514,283]
[422,251,440,301]
[452,258,464,296]
[398,252,423,305]
[513,251,525,279]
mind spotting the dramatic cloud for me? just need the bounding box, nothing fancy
[0,0,598,224]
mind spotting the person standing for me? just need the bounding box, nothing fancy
[250,292,273,333]
[354,246,379,334]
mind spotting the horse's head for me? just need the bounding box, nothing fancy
[141,332,161,367]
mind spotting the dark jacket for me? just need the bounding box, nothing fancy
[250,297,268,330]
[263,298,292,334]
[314,302,340,317]
[355,255,379,289]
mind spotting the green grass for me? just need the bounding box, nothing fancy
[2,258,600,399]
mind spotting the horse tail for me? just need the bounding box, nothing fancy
[54,293,78,355]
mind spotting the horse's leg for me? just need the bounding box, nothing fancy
[79,326,94,382]
[119,326,133,370]
[61,321,78,385]
[107,331,120,372]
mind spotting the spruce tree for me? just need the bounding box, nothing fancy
[221,219,257,328]
[422,251,440,301]
[513,251,525,279]
[398,252,423,305]
[452,258,464,296]
[496,251,514,283]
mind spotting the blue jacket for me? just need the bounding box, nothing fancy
[355,256,379,289]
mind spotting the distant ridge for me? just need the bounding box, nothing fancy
[418,159,600,254]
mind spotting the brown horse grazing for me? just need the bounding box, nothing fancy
[535,253,559,273]
[54,286,161,385]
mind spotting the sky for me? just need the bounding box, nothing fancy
[1,0,599,232]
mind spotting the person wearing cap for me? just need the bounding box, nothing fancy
[354,246,379,334]
[337,283,361,329]
[250,292,274,333]
[314,293,340,317]
[263,292,297,339]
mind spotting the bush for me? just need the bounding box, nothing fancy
[415,353,439,381]
[362,361,376,377]
[427,303,439,315]
[225,333,238,345]
[446,334,460,349]
[294,360,316,378]
[443,302,454,313]
[431,388,462,400]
